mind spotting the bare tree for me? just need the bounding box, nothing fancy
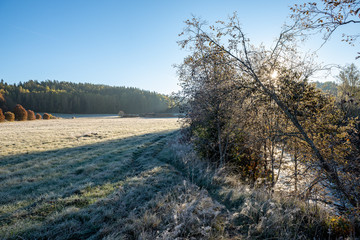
[290,0,360,57]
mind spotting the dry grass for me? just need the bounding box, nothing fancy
[0,117,180,157]
[0,117,230,239]
[163,135,345,240]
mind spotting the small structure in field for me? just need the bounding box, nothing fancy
[118,110,125,118]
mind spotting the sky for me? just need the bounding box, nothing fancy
[0,0,359,95]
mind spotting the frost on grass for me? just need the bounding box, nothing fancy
[0,118,340,239]
[103,182,229,240]
[0,117,229,239]
[0,117,180,156]
[0,117,183,239]
[163,134,335,239]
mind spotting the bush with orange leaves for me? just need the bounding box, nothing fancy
[43,113,51,120]
[328,216,352,239]
[36,113,42,119]
[4,111,15,121]
[0,108,5,122]
[13,104,27,121]
[27,110,36,120]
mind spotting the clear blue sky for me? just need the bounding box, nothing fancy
[0,0,358,94]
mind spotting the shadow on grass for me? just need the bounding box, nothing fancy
[0,129,182,239]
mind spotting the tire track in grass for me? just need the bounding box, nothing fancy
[0,133,158,175]
[0,133,165,202]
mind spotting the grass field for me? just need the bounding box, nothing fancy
[0,117,336,239]
[0,117,198,239]
[0,117,238,239]
[0,117,180,157]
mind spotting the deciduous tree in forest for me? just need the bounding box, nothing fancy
[0,92,5,110]
[337,63,360,119]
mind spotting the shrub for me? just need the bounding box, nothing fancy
[4,111,15,121]
[27,110,36,120]
[43,113,51,120]
[0,109,5,122]
[36,113,42,119]
[327,216,352,239]
[13,104,27,121]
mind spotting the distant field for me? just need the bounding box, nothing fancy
[37,113,119,119]
[0,117,180,157]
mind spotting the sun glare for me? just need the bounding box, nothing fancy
[271,70,278,79]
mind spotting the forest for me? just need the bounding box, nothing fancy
[0,80,173,114]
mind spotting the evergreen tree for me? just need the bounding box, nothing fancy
[0,80,172,114]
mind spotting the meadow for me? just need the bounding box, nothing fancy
[0,117,194,239]
[0,117,345,239]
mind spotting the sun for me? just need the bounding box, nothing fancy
[271,70,278,79]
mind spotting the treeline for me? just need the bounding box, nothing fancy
[0,80,172,114]
[314,81,338,96]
